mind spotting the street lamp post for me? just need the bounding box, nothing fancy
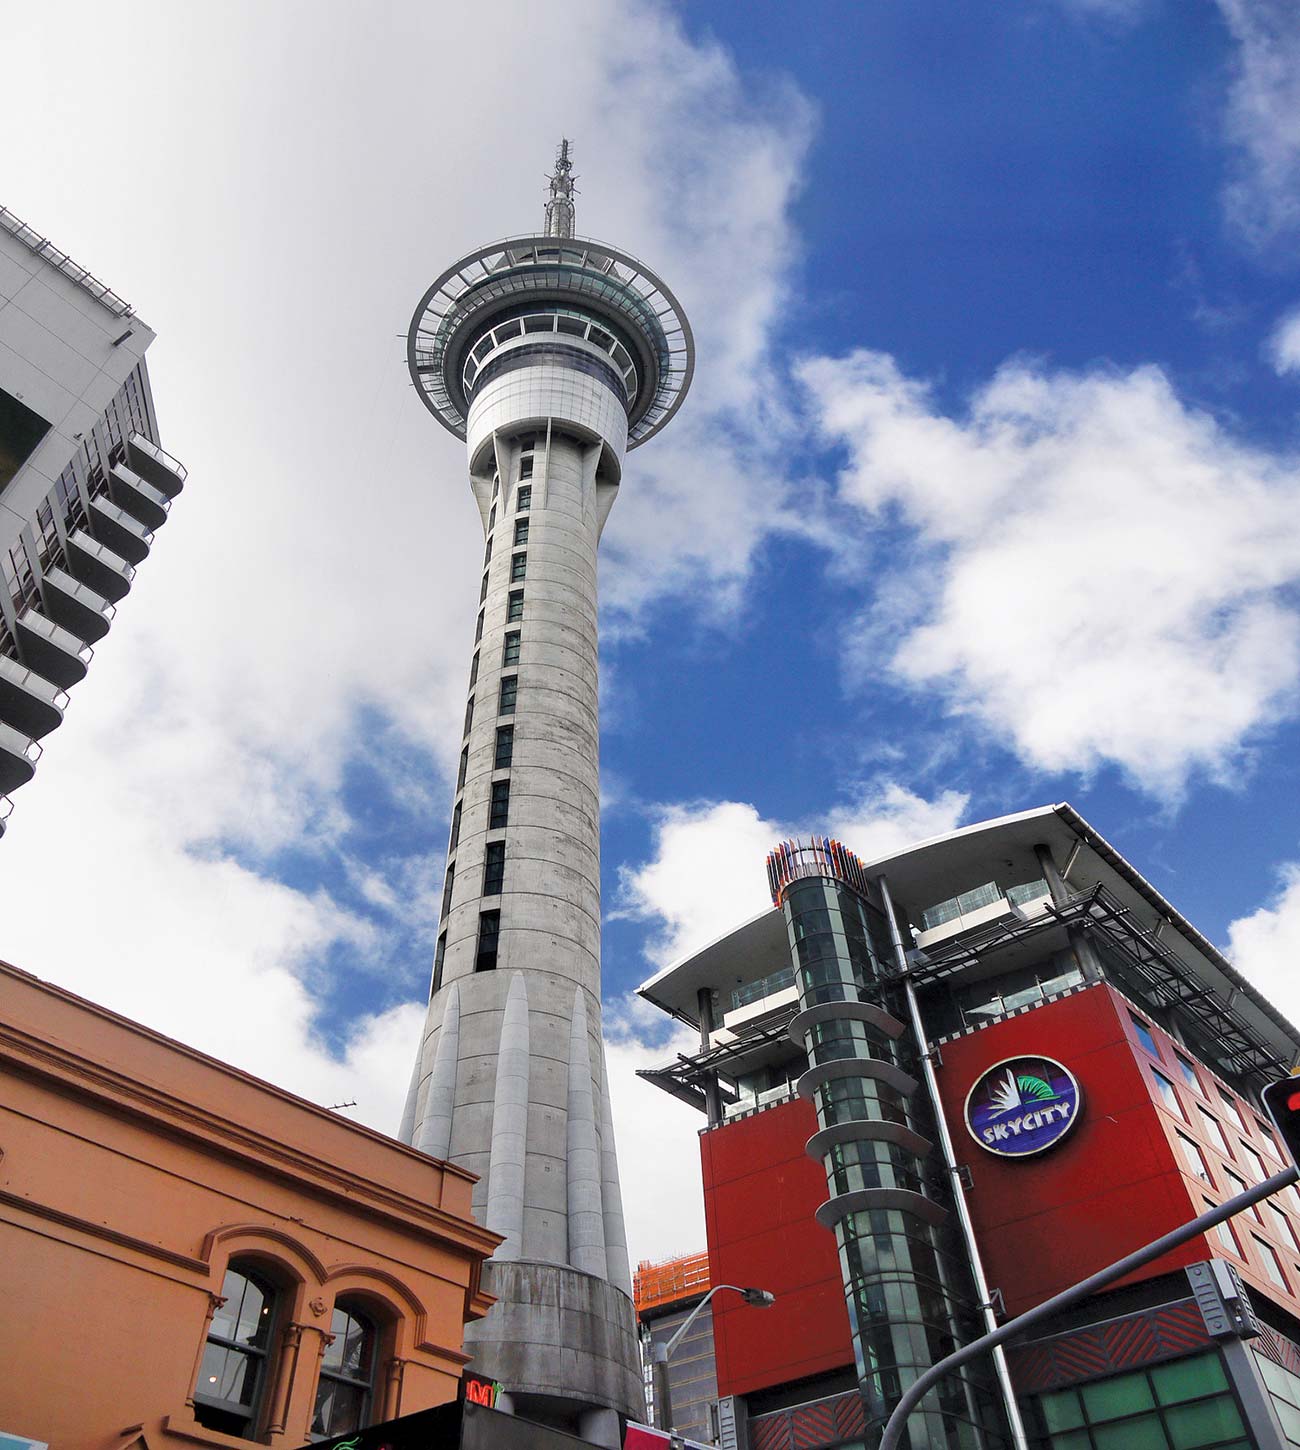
[651,1284,775,1436]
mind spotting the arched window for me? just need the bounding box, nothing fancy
[311,1301,378,1439]
[194,1261,279,1438]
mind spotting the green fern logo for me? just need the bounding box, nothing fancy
[1017,1074,1056,1101]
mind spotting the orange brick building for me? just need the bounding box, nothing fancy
[0,960,501,1449]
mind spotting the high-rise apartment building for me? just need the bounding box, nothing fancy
[399,145,694,1447]
[640,804,1300,1449]
[0,206,186,827]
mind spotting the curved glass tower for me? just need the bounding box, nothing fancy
[400,144,693,1445]
[767,839,1010,1450]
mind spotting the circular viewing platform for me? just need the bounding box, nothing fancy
[407,234,694,450]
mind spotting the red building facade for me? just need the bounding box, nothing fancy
[641,805,1300,1450]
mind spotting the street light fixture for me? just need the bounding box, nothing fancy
[650,1283,775,1435]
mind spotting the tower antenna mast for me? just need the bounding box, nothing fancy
[544,138,577,239]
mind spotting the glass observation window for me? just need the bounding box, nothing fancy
[193,1264,277,1437]
[310,1303,376,1440]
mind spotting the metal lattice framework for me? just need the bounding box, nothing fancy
[406,234,693,449]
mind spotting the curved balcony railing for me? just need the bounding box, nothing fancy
[126,431,186,496]
[40,566,113,644]
[109,463,170,532]
[0,653,67,738]
[14,609,92,688]
[0,719,42,795]
[67,529,134,604]
[89,495,152,565]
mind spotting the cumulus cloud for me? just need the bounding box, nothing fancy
[1228,865,1300,1026]
[799,350,1300,798]
[1216,0,1300,249]
[1269,307,1300,376]
[618,784,968,968]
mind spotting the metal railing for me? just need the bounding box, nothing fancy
[0,205,133,317]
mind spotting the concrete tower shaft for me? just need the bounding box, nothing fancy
[402,153,693,1444]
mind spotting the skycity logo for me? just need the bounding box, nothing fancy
[964,1055,1082,1158]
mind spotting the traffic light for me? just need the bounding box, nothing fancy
[1262,1076,1300,1168]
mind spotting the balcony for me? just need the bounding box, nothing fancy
[39,566,113,644]
[66,529,134,604]
[0,795,11,839]
[90,495,152,566]
[0,654,67,738]
[14,610,92,688]
[109,463,170,531]
[0,719,41,795]
[126,431,186,498]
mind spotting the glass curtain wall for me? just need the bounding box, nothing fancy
[780,872,1009,1450]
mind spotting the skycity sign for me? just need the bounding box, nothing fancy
[964,1055,1081,1158]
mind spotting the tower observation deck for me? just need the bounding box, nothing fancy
[400,144,694,1446]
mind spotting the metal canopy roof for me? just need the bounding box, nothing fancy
[636,802,1300,1081]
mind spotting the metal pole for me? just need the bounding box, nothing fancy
[652,1341,674,1434]
[878,1165,1300,1450]
[877,875,1031,1450]
[652,1284,771,1433]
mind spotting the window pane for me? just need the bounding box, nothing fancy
[1153,1070,1183,1117]
[1041,1390,1084,1432]
[1218,1090,1246,1131]
[1163,1394,1244,1446]
[1093,1415,1166,1450]
[507,590,524,621]
[1151,1353,1227,1405]
[1174,1055,1199,1092]
[196,1342,259,1406]
[1131,1013,1158,1056]
[514,519,529,546]
[213,1269,272,1347]
[510,552,527,582]
[495,726,513,768]
[312,1378,367,1437]
[490,780,510,830]
[1255,1236,1289,1290]
[517,485,531,511]
[1197,1107,1229,1155]
[503,631,521,666]
[1081,1373,1155,1421]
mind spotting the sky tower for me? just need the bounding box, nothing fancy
[400,145,694,1444]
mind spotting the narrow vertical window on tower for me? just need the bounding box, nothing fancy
[483,536,493,566]
[431,931,447,998]
[499,676,518,715]
[503,631,521,666]
[517,484,531,512]
[492,473,500,498]
[479,572,489,603]
[463,696,474,736]
[494,725,514,768]
[457,746,468,790]
[475,910,501,971]
[488,503,497,530]
[490,780,510,829]
[483,842,506,895]
[440,863,454,919]
[510,552,527,582]
[469,651,480,687]
[507,590,524,622]
[519,455,534,479]
[449,802,462,852]
[514,518,529,547]
[475,610,484,643]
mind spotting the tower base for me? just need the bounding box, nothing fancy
[465,1260,642,1439]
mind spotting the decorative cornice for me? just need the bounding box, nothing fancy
[0,1012,499,1258]
[0,1185,208,1273]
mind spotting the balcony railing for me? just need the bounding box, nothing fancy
[109,463,170,531]
[14,609,92,689]
[67,528,134,603]
[126,431,186,496]
[41,566,114,643]
[0,653,68,739]
[89,494,152,565]
[0,718,42,794]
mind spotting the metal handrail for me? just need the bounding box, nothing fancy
[0,654,69,710]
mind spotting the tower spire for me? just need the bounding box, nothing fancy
[544,138,576,239]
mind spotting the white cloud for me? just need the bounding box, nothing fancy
[618,784,968,969]
[1216,0,1300,248]
[1228,864,1300,1026]
[1268,307,1300,376]
[799,350,1300,798]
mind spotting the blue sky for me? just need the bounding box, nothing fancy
[3,0,1300,1257]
